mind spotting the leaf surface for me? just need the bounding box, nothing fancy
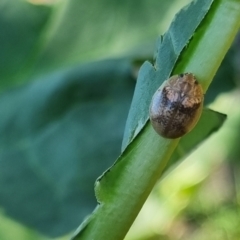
[122,0,214,151]
[0,60,134,237]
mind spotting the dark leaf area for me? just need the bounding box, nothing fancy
[0,60,135,237]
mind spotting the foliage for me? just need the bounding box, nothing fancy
[0,0,239,240]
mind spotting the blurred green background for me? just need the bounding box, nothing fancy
[0,0,239,239]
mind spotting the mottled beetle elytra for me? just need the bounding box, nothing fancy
[149,73,204,138]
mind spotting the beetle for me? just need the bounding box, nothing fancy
[149,73,204,138]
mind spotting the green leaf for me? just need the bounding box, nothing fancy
[122,0,214,151]
[0,0,50,89]
[0,0,195,237]
[72,110,226,240]
[72,0,240,239]
[32,0,191,75]
[0,60,134,237]
[0,0,191,90]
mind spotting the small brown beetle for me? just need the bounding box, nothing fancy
[149,73,204,138]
